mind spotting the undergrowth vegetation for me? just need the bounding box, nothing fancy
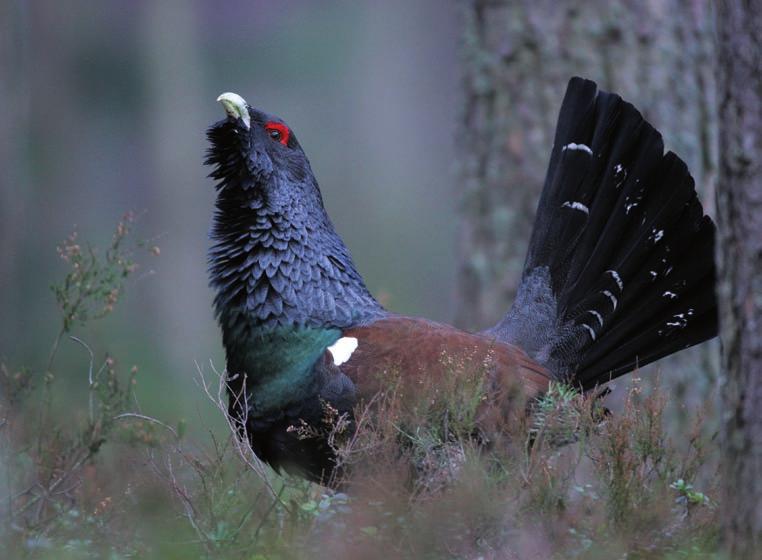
[1,221,720,559]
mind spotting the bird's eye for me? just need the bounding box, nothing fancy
[264,122,291,146]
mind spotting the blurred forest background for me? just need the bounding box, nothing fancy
[0,0,726,557]
[0,0,462,426]
[0,0,719,436]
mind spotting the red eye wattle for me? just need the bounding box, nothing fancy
[264,122,290,146]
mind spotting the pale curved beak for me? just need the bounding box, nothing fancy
[216,92,251,130]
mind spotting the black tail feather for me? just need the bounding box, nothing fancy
[489,77,717,389]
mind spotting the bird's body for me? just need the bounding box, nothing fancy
[206,80,717,484]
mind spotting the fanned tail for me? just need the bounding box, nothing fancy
[488,77,717,389]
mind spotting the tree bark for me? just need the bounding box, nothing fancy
[716,1,762,557]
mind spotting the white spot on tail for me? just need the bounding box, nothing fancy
[563,143,593,155]
[582,324,596,341]
[587,310,604,327]
[649,270,658,280]
[666,309,694,329]
[663,291,677,299]
[602,290,618,311]
[613,163,628,189]
[562,201,590,215]
[606,270,624,291]
[651,228,664,243]
[327,337,358,366]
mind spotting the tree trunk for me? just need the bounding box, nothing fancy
[716,1,762,557]
[456,0,716,331]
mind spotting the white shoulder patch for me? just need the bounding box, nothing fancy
[327,337,358,366]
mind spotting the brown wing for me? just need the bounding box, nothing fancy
[337,316,552,428]
[263,316,551,484]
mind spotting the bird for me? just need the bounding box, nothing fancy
[205,78,717,486]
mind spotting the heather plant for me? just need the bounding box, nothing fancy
[0,215,153,555]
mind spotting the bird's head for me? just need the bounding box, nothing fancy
[206,92,319,207]
[205,92,383,330]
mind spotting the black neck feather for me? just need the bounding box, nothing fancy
[205,121,385,338]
